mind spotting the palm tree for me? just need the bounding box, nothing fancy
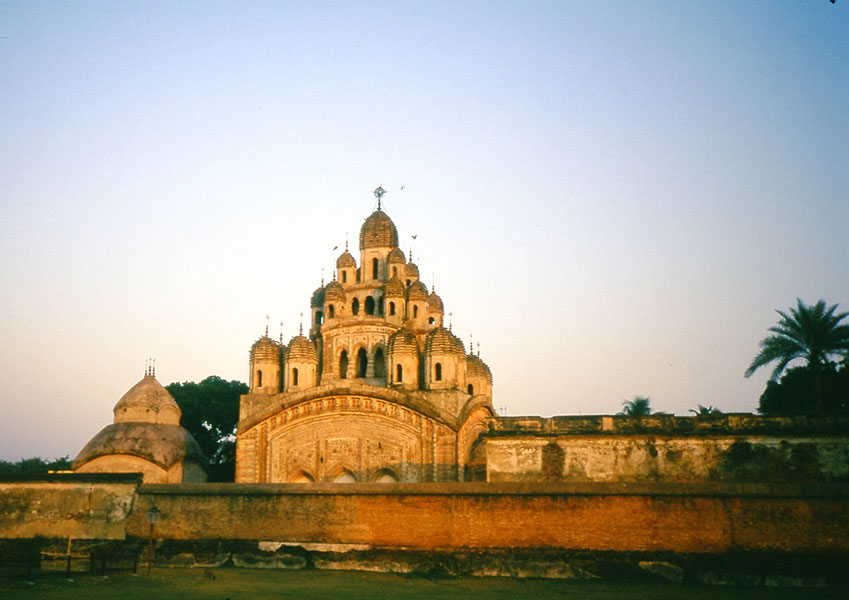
[745,299,849,412]
[620,396,651,416]
[690,404,722,416]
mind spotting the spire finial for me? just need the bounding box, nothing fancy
[470,333,473,354]
[265,314,269,337]
[449,312,453,332]
[477,341,480,357]
[279,321,284,344]
[321,268,325,287]
[152,359,155,377]
[333,269,337,281]
[299,312,303,336]
[345,233,348,252]
[432,272,435,293]
[373,185,386,211]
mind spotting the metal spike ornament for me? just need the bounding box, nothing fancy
[299,312,303,336]
[373,185,387,210]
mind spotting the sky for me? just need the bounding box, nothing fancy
[1,1,847,461]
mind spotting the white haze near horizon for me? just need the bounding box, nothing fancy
[1,1,847,461]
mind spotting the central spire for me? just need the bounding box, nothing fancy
[373,185,387,211]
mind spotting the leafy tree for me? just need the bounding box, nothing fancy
[166,376,247,482]
[759,361,849,415]
[0,456,72,478]
[745,299,849,413]
[690,404,722,416]
[619,396,652,416]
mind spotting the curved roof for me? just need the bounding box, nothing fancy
[251,336,282,363]
[427,291,444,312]
[407,280,428,301]
[73,422,206,471]
[387,327,419,356]
[336,250,356,269]
[113,375,181,425]
[406,262,420,279]
[388,247,406,264]
[383,276,405,298]
[425,327,465,357]
[466,353,487,379]
[287,335,318,363]
[359,210,399,250]
[324,280,345,302]
[311,285,326,308]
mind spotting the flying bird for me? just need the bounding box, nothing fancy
[411,234,417,239]
[332,245,338,251]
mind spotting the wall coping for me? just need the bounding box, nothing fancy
[138,481,849,499]
[0,472,143,484]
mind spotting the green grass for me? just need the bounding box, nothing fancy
[0,567,840,599]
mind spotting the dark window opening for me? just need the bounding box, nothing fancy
[372,257,378,280]
[413,305,418,318]
[292,367,299,387]
[352,297,359,315]
[365,296,375,315]
[339,350,348,379]
[357,348,368,378]
[389,302,396,316]
[396,364,403,382]
[374,347,386,378]
[356,269,361,282]
[378,296,384,315]
[428,317,434,325]
[406,279,411,287]
[467,384,474,395]
[435,362,442,381]
[328,304,335,318]
[392,266,397,277]
[342,271,347,283]
[316,311,323,325]
[257,370,263,387]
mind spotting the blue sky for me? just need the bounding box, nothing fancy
[1,1,847,460]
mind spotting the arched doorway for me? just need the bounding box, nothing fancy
[339,350,349,379]
[374,347,386,379]
[356,348,368,378]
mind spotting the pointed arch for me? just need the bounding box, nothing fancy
[332,469,357,483]
[365,296,376,315]
[435,362,442,381]
[396,363,403,383]
[291,470,315,483]
[356,347,368,378]
[374,347,386,379]
[373,468,399,483]
[352,297,360,315]
[339,350,349,379]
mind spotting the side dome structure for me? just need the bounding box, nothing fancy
[324,280,345,303]
[360,210,399,250]
[407,280,428,302]
[311,284,326,308]
[284,334,319,391]
[73,370,207,483]
[387,327,420,389]
[336,250,356,269]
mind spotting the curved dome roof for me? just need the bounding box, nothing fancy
[427,291,444,312]
[113,375,181,425]
[311,285,326,308]
[251,336,282,363]
[287,335,318,363]
[388,247,406,264]
[324,280,345,302]
[466,354,487,379]
[406,262,420,279]
[73,422,206,471]
[359,210,399,250]
[383,276,405,298]
[388,327,419,356]
[336,250,356,269]
[407,280,428,301]
[425,327,465,357]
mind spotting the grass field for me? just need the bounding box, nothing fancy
[0,568,843,600]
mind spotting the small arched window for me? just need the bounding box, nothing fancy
[328,304,335,318]
[392,266,397,277]
[352,297,360,315]
[372,257,379,280]
[435,362,442,381]
[365,296,375,315]
[396,364,403,383]
[406,279,411,287]
[374,347,386,378]
[389,301,396,316]
[342,271,347,283]
[413,305,418,318]
[428,317,434,325]
[292,368,299,387]
[339,350,348,379]
[357,348,368,378]
[467,384,474,395]
[356,269,361,283]
[315,311,323,325]
[257,370,263,388]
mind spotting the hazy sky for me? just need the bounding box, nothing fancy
[2,2,847,461]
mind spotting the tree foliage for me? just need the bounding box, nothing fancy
[745,299,849,412]
[165,376,247,482]
[759,362,849,416]
[690,404,722,416]
[0,456,72,478]
[619,396,652,416]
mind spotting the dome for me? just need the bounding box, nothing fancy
[425,327,465,357]
[407,280,428,302]
[427,291,444,312]
[113,374,181,425]
[384,276,405,298]
[324,280,345,302]
[388,247,406,264]
[388,327,419,356]
[406,262,420,280]
[311,285,326,308]
[466,354,487,379]
[336,250,356,269]
[359,210,399,250]
[251,336,282,363]
[287,335,318,363]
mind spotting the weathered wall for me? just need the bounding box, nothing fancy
[485,415,849,483]
[0,475,140,539]
[124,482,849,554]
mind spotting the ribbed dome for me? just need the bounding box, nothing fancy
[311,285,326,308]
[113,375,181,425]
[406,262,420,279]
[251,336,281,363]
[427,292,444,312]
[407,280,428,301]
[388,247,406,264]
[336,250,356,269]
[384,276,405,298]
[425,327,465,356]
[287,335,318,363]
[359,210,399,250]
[466,354,487,379]
[388,327,419,356]
[324,280,345,302]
